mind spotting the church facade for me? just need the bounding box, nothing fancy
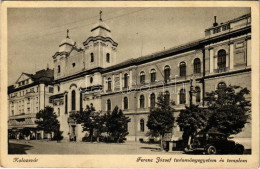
[50,13,251,142]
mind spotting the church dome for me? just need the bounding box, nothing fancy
[91,20,111,32]
[59,36,75,53]
[60,37,75,46]
[90,11,112,39]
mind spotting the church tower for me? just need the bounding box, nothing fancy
[83,11,118,69]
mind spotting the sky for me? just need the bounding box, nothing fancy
[8,7,250,85]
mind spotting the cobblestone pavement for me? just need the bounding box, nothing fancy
[8,140,184,154]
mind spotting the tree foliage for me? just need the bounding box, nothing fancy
[177,85,251,144]
[147,93,175,147]
[35,106,61,140]
[104,106,131,143]
[72,105,105,142]
[73,105,130,143]
[204,85,251,136]
[176,105,210,143]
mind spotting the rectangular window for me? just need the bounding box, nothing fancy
[49,87,54,93]
[49,97,53,103]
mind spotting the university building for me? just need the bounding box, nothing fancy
[8,68,54,139]
[8,13,251,144]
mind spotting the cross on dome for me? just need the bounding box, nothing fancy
[99,10,102,21]
[66,29,70,39]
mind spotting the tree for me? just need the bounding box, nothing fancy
[21,128,31,139]
[177,85,251,147]
[204,85,251,136]
[177,105,210,145]
[73,105,105,142]
[35,106,61,141]
[147,93,175,148]
[105,106,131,143]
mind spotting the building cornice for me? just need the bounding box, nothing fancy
[54,25,251,84]
[83,36,118,47]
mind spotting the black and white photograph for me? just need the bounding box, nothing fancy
[1,1,259,168]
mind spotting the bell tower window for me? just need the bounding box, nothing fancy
[106,53,110,63]
[58,65,61,73]
[91,53,94,62]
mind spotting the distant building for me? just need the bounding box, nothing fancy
[50,12,251,143]
[8,68,54,140]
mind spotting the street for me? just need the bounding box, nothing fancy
[8,140,183,154]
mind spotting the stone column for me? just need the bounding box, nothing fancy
[247,38,251,67]
[103,76,106,93]
[229,42,234,70]
[112,74,114,91]
[129,70,132,89]
[119,72,122,90]
[209,48,214,73]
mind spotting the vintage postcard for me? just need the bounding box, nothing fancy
[0,1,259,168]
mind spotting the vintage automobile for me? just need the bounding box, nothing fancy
[186,132,244,154]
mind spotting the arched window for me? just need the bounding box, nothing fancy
[179,89,186,104]
[195,86,201,103]
[180,62,186,77]
[164,65,171,82]
[90,77,93,84]
[140,119,145,132]
[57,86,60,92]
[218,50,226,71]
[164,91,170,106]
[57,108,60,116]
[58,65,61,73]
[71,90,76,110]
[150,93,156,108]
[91,53,94,62]
[124,73,129,88]
[107,78,112,91]
[217,82,227,90]
[150,69,156,83]
[107,99,111,111]
[106,53,110,63]
[65,94,68,114]
[140,95,145,108]
[140,71,145,84]
[194,58,201,74]
[123,97,128,110]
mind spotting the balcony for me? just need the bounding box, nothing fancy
[25,91,37,98]
[214,67,229,73]
[9,113,36,120]
[80,85,103,93]
[8,118,37,128]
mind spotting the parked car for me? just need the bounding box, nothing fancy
[186,132,244,154]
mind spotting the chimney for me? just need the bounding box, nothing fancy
[213,16,218,27]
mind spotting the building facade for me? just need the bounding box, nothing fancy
[8,13,251,144]
[8,68,54,140]
[49,13,251,142]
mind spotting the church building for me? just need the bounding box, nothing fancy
[49,12,251,143]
